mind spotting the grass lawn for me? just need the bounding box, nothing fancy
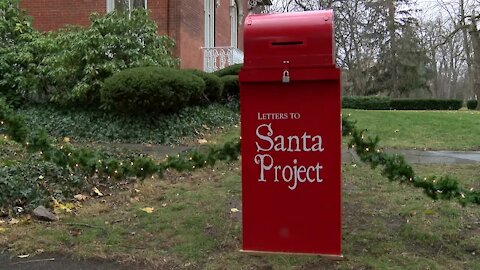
[1,161,478,269]
[1,108,479,269]
[343,109,480,150]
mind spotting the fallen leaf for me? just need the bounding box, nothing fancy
[230,208,240,213]
[74,194,88,201]
[141,207,155,213]
[424,209,436,215]
[9,218,19,225]
[92,187,104,197]
[198,139,208,144]
[52,197,75,213]
[129,197,140,203]
[17,254,29,259]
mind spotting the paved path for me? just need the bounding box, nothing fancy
[0,254,135,270]
[342,149,480,164]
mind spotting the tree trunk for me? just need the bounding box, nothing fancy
[470,23,480,109]
[460,0,474,98]
[386,0,399,97]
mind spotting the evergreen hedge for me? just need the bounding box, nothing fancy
[220,75,239,99]
[214,64,243,77]
[187,69,224,103]
[467,100,477,110]
[343,96,463,110]
[100,67,205,114]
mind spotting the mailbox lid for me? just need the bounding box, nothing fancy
[243,10,335,69]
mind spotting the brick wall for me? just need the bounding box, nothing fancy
[177,0,203,69]
[20,0,248,70]
[20,0,106,31]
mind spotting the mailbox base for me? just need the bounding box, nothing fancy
[240,250,345,260]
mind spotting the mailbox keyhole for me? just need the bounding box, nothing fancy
[282,71,290,83]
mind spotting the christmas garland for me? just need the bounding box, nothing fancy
[1,98,478,206]
[343,116,480,206]
[0,99,240,182]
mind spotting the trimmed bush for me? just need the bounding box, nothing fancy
[221,75,239,99]
[214,64,243,77]
[187,69,223,103]
[390,99,463,110]
[342,96,391,110]
[100,67,205,114]
[342,96,463,110]
[467,100,478,110]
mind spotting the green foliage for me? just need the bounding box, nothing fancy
[100,67,205,114]
[390,99,463,110]
[0,157,85,210]
[467,100,477,110]
[213,64,243,77]
[343,96,391,110]
[0,7,178,107]
[343,96,463,110]
[220,75,239,99]
[187,69,224,103]
[0,0,39,106]
[0,0,34,45]
[1,97,241,211]
[19,103,239,144]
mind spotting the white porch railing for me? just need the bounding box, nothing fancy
[202,47,244,73]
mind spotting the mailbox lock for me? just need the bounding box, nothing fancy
[282,70,290,83]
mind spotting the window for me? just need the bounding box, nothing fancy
[107,0,147,13]
[204,0,215,48]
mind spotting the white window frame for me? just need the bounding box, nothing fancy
[106,0,147,13]
[230,0,238,48]
[204,0,215,48]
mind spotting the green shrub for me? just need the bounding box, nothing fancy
[1,7,178,107]
[467,100,477,110]
[221,75,239,99]
[214,64,243,77]
[100,67,205,114]
[0,0,39,105]
[0,157,86,210]
[342,96,463,110]
[187,69,223,103]
[342,96,391,110]
[390,99,462,110]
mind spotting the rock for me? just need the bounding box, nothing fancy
[32,206,58,222]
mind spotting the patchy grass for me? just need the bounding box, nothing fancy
[344,109,480,150]
[1,162,478,269]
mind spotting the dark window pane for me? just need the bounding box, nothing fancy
[115,0,129,12]
[132,0,145,9]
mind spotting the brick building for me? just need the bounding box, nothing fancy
[19,0,272,71]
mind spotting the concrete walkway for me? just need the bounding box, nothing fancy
[342,149,480,164]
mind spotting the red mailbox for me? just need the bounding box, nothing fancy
[240,10,342,256]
